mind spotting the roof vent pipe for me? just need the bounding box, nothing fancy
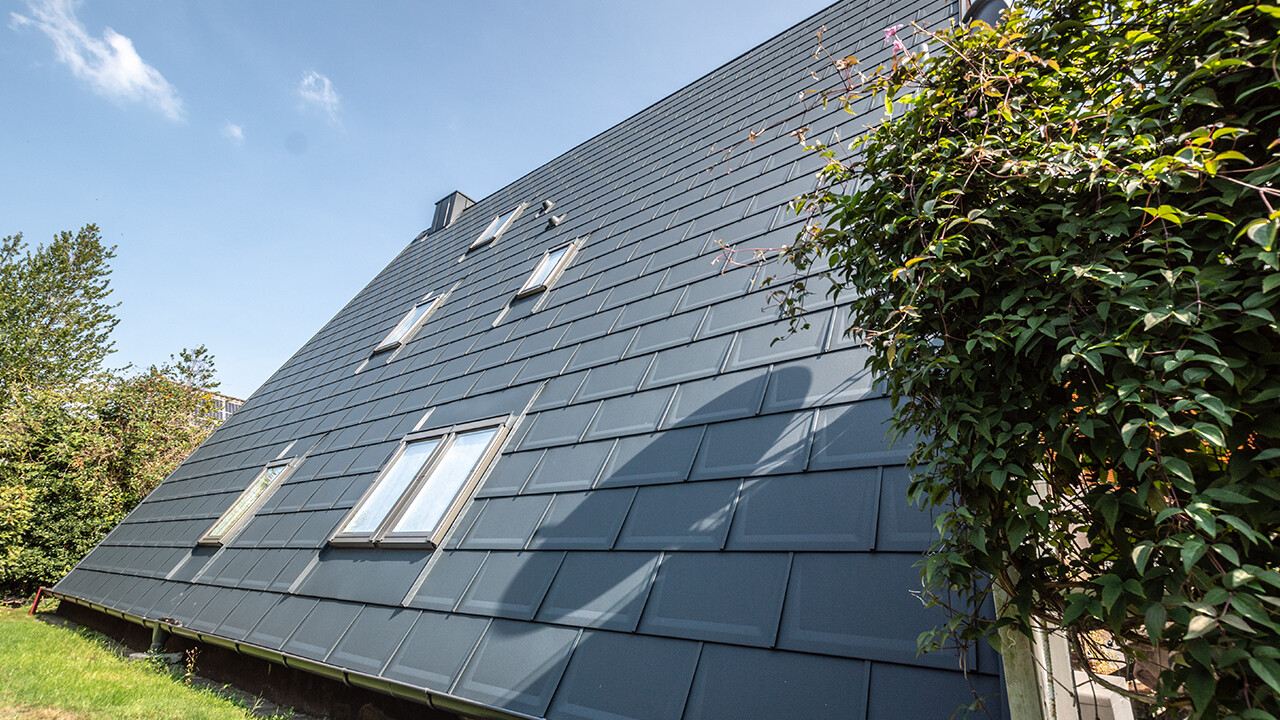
[429,191,475,235]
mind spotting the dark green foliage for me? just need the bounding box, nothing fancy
[0,351,220,594]
[777,0,1280,715]
[0,223,222,595]
[0,225,118,404]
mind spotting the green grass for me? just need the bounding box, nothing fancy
[0,604,286,720]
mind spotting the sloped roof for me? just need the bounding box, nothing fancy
[54,0,1005,718]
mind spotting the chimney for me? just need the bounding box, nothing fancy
[430,191,474,235]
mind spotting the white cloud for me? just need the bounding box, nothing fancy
[298,70,340,124]
[223,122,244,144]
[11,0,184,121]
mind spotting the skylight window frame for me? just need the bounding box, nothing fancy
[515,239,580,299]
[373,294,442,354]
[329,416,512,548]
[469,202,527,250]
[198,458,297,546]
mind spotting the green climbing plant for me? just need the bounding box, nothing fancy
[771,0,1280,716]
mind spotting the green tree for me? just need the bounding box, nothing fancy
[0,348,220,594]
[0,225,118,404]
[773,0,1280,716]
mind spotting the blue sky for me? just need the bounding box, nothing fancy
[3,0,834,399]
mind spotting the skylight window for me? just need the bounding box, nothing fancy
[516,241,578,299]
[331,418,510,547]
[470,202,527,249]
[374,294,441,353]
[199,459,295,545]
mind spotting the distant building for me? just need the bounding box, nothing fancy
[209,393,243,423]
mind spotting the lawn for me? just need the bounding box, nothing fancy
[0,603,287,720]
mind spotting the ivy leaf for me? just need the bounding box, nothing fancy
[1131,541,1155,573]
[1249,657,1280,695]
[1146,603,1167,642]
[1185,667,1216,711]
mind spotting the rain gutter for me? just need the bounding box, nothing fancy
[46,589,540,720]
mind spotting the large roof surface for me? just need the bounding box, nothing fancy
[56,0,1005,718]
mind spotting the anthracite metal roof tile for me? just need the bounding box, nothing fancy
[460,495,554,550]
[625,309,706,356]
[582,387,674,442]
[520,439,611,493]
[875,465,939,552]
[662,367,768,429]
[382,611,490,692]
[456,551,565,621]
[327,605,420,676]
[673,267,756,314]
[300,475,359,512]
[213,591,279,641]
[597,427,705,488]
[188,586,249,633]
[282,599,363,661]
[809,399,913,471]
[469,361,525,396]
[527,370,588,412]
[723,311,831,373]
[867,663,1003,720]
[760,346,878,413]
[167,547,218,582]
[778,552,962,668]
[690,411,814,480]
[727,469,880,552]
[640,335,733,389]
[697,291,781,338]
[286,509,347,549]
[572,355,653,403]
[167,583,220,627]
[638,552,790,647]
[518,403,600,450]
[246,595,318,650]
[407,550,487,612]
[452,619,579,718]
[259,512,308,548]
[202,548,263,587]
[296,548,430,606]
[612,289,682,332]
[683,644,869,720]
[536,552,659,632]
[475,449,543,498]
[547,631,700,720]
[615,480,740,551]
[239,548,299,591]
[346,442,396,475]
[267,549,318,593]
[529,488,636,551]
[564,331,636,373]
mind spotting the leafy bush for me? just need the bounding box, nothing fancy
[777,0,1280,715]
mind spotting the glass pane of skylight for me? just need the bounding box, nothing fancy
[524,246,569,291]
[473,206,520,247]
[378,299,434,350]
[391,427,499,534]
[341,438,440,534]
[207,465,287,538]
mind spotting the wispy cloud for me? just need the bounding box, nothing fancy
[298,70,340,125]
[223,122,244,144]
[10,0,184,121]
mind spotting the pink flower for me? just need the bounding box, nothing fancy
[883,24,906,54]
